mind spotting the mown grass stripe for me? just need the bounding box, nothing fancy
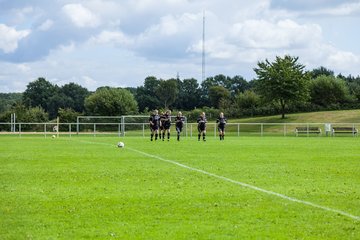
[127,148,360,222]
[74,138,360,221]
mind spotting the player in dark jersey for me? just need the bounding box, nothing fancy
[149,109,160,141]
[175,111,185,141]
[159,111,165,139]
[216,112,227,140]
[197,112,207,141]
[162,110,172,141]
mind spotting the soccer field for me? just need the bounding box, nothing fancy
[1,136,359,239]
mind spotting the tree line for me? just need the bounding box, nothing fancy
[1,55,360,124]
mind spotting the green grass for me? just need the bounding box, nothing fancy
[233,109,360,123]
[1,135,360,239]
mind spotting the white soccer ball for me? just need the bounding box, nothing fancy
[52,135,56,138]
[117,142,125,148]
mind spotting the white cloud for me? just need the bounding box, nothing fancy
[231,19,322,49]
[188,37,238,60]
[188,17,324,65]
[89,31,133,46]
[18,6,33,14]
[12,6,34,24]
[81,75,97,89]
[131,0,188,12]
[1,0,360,93]
[84,0,124,19]
[0,24,30,53]
[140,12,200,38]
[325,46,360,71]
[62,4,100,28]
[37,19,54,31]
[17,64,31,72]
[292,1,360,16]
[320,2,360,15]
[58,42,76,53]
[134,12,202,58]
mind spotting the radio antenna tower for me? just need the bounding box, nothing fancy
[202,10,206,82]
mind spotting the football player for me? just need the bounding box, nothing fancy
[197,112,207,141]
[162,110,172,141]
[149,109,160,141]
[159,111,165,139]
[175,111,185,141]
[216,112,227,140]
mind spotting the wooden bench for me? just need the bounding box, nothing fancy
[332,127,358,136]
[295,127,321,136]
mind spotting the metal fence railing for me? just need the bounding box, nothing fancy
[0,122,359,138]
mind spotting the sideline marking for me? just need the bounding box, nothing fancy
[75,139,360,221]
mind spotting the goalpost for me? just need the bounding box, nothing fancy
[76,115,187,137]
[76,116,123,136]
[121,115,150,136]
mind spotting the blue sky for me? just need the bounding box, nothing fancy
[0,0,360,92]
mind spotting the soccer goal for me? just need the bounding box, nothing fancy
[121,115,150,136]
[76,116,123,136]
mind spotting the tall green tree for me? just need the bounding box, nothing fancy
[47,85,70,119]
[85,87,138,116]
[0,103,48,129]
[135,76,161,112]
[22,77,56,110]
[61,83,89,113]
[310,66,334,79]
[208,86,230,109]
[176,78,200,110]
[227,75,249,96]
[155,79,179,109]
[235,90,261,117]
[310,75,353,106]
[200,77,217,107]
[254,55,310,119]
[22,78,89,119]
[0,93,22,113]
[200,74,249,106]
[58,108,81,123]
[22,77,66,119]
[200,75,229,107]
[341,75,360,102]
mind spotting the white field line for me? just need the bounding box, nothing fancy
[75,139,360,221]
